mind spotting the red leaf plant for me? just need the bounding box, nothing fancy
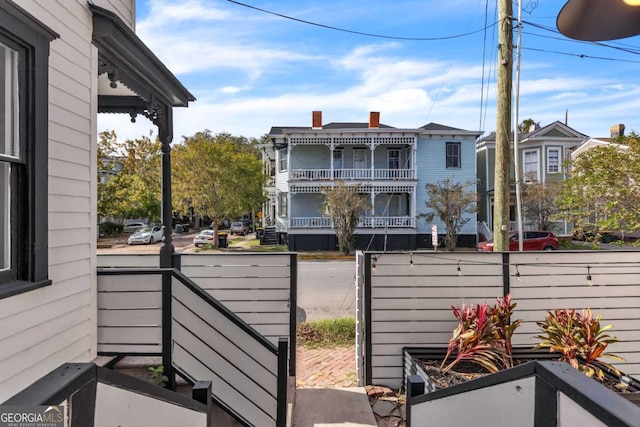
[441,295,521,374]
[535,308,625,381]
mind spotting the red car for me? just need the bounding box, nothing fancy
[476,230,559,252]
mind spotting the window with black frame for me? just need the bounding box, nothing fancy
[446,142,461,168]
[0,3,55,297]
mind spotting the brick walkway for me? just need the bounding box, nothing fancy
[296,346,357,388]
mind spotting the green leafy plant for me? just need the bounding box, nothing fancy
[149,365,169,387]
[535,309,625,380]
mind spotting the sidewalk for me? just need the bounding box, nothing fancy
[295,346,405,427]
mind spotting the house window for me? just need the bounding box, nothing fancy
[388,149,400,169]
[353,148,366,169]
[523,150,539,182]
[277,192,287,217]
[446,142,461,168]
[269,159,275,177]
[333,148,343,169]
[279,147,287,172]
[0,3,54,297]
[547,148,560,174]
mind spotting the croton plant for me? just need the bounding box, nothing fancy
[442,295,625,381]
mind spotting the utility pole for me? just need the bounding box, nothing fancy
[493,0,513,252]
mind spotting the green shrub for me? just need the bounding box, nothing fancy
[99,221,123,237]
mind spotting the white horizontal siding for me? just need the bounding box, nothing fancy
[0,0,107,400]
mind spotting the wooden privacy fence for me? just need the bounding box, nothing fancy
[356,250,640,388]
[97,268,289,427]
[97,252,297,374]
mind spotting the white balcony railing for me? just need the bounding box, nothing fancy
[289,216,415,228]
[289,168,415,181]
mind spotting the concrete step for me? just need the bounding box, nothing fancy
[292,387,377,427]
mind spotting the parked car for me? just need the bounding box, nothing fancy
[230,221,248,236]
[193,230,215,247]
[123,221,147,234]
[476,230,559,252]
[127,226,163,245]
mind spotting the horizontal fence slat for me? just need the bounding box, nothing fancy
[193,277,292,289]
[182,265,290,278]
[98,344,162,354]
[172,280,278,362]
[98,327,162,345]
[98,274,162,292]
[97,255,159,268]
[199,289,290,302]
[178,253,292,267]
[173,344,275,427]
[172,321,277,417]
[98,291,162,310]
[98,309,161,327]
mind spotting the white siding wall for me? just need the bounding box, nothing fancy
[92,0,135,29]
[415,135,477,235]
[0,0,114,401]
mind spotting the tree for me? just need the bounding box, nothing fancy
[521,176,560,230]
[518,118,536,134]
[321,181,371,255]
[422,179,477,251]
[172,131,266,247]
[556,133,640,240]
[97,130,161,222]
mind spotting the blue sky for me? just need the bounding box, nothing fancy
[98,0,640,141]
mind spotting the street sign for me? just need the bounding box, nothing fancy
[431,225,438,248]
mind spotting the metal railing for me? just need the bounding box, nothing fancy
[97,268,289,427]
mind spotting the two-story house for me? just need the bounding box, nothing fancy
[266,112,481,251]
[476,121,588,238]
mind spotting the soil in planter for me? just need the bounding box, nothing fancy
[416,358,635,394]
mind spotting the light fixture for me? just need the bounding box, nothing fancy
[372,256,377,272]
[409,253,414,268]
[557,0,640,41]
[457,261,462,277]
[586,265,593,286]
[515,265,521,282]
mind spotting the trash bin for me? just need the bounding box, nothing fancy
[256,227,264,239]
[218,232,228,248]
[175,224,183,234]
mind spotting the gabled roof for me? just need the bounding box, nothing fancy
[476,121,588,146]
[571,138,628,157]
[420,123,465,131]
[521,120,588,141]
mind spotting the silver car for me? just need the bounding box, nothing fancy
[128,226,163,245]
[193,230,215,247]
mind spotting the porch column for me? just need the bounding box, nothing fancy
[370,188,375,228]
[330,138,334,179]
[370,138,375,180]
[411,186,417,228]
[412,137,417,179]
[159,108,174,269]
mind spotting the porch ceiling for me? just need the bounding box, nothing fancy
[90,4,195,137]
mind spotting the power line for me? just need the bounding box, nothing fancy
[227,0,498,41]
[522,47,640,64]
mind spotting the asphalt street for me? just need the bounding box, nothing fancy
[296,260,357,321]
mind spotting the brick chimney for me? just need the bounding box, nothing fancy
[610,123,625,138]
[369,111,380,128]
[312,111,322,129]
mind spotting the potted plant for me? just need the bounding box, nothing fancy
[404,296,640,398]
